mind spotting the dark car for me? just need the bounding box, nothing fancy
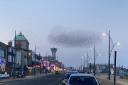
[15,69,25,78]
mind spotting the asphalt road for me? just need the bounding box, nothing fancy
[2,74,64,85]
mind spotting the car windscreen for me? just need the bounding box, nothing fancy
[69,76,98,85]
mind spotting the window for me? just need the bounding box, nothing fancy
[69,76,97,85]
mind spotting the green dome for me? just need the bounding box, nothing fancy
[16,32,28,41]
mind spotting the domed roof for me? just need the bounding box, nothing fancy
[15,32,28,42]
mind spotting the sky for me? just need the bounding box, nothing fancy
[0,0,128,68]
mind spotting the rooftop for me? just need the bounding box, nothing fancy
[15,32,29,42]
[70,73,94,77]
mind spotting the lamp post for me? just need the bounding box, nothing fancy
[93,45,96,76]
[83,52,91,73]
[108,30,111,80]
[12,47,15,78]
[39,53,42,74]
[86,52,90,73]
[102,30,120,80]
[13,30,16,79]
[83,55,85,72]
[114,51,117,85]
[81,56,83,72]
[34,46,36,76]
[89,46,97,76]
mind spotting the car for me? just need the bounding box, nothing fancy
[65,71,79,79]
[64,73,100,85]
[0,72,10,79]
[62,71,79,85]
[15,69,25,78]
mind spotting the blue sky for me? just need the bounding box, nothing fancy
[0,0,128,68]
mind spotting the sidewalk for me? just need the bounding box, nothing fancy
[0,73,50,83]
[96,74,128,85]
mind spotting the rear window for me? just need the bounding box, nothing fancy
[69,76,97,85]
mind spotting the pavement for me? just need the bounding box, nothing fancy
[96,73,128,85]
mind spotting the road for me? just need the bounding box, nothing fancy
[0,73,127,85]
[1,74,64,85]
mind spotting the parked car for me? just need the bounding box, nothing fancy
[0,72,10,79]
[15,69,25,78]
[62,73,101,85]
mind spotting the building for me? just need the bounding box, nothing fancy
[15,32,29,49]
[32,52,42,66]
[15,32,29,69]
[27,50,32,66]
[0,42,7,72]
[43,55,55,61]
[0,32,43,76]
[42,48,64,72]
[6,41,16,73]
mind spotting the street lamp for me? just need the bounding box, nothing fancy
[102,30,120,80]
[12,30,17,79]
[81,56,83,72]
[85,52,90,71]
[34,46,37,76]
[93,45,96,76]
[88,46,97,76]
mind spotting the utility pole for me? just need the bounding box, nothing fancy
[86,52,89,68]
[34,46,36,76]
[86,52,89,73]
[108,30,111,80]
[114,51,117,85]
[89,63,92,73]
[93,45,96,76]
[46,52,48,74]
[83,55,85,72]
[81,57,83,72]
[39,53,41,74]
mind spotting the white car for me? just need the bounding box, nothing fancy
[64,73,100,85]
[0,72,10,79]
